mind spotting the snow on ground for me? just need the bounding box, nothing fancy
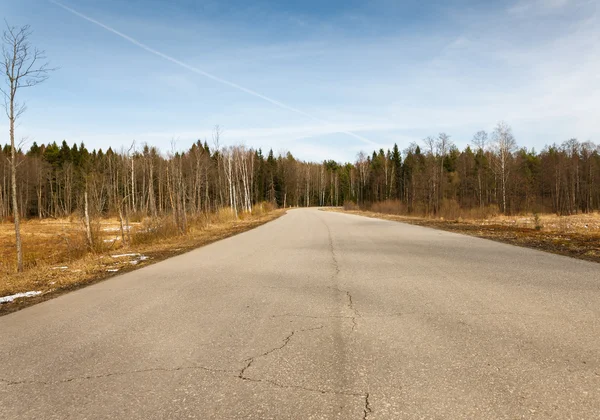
[106,269,119,272]
[129,255,149,264]
[102,226,132,232]
[51,266,68,270]
[111,253,150,265]
[0,291,42,304]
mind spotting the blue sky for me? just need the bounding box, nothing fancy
[1,0,598,161]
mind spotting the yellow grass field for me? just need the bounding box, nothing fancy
[476,212,600,234]
[0,218,140,275]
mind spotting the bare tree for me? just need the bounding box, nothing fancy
[472,130,488,151]
[212,125,224,208]
[223,146,238,218]
[356,152,369,205]
[492,121,516,213]
[436,133,452,212]
[422,136,437,214]
[471,130,488,208]
[1,23,53,272]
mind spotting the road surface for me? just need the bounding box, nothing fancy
[1,208,599,419]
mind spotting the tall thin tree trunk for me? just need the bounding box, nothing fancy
[84,188,93,250]
[10,107,23,272]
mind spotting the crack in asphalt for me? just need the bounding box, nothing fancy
[238,325,324,379]
[0,365,235,387]
[346,290,360,331]
[319,215,373,418]
[2,363,374,418]
[363,393,372,419]
[2,321,374,419]
[322,218,361,332]
[236,323,373,417]
[325,286,361,332]
[238,375,373,419]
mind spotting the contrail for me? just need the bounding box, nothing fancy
[50,0,377,146]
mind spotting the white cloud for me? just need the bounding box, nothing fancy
[508,0,571,16]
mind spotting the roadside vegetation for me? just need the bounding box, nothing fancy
[331,202,600,263]
[0,204,282,314]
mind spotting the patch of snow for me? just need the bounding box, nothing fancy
[111,253,140,258]
[126,254,149,265]
[102,226,131,232]
[0,291,42,304]
[51,266,68,270]
[106,269,119,272]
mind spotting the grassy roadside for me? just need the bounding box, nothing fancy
[0,209,285,316]
[325,208,600,264]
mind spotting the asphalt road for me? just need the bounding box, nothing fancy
[1,208,600,419]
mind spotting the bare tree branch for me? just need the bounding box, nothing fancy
[2,21,54,273]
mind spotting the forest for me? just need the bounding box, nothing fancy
[1,122,599,226]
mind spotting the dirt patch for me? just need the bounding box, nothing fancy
[0,210,285,316]
[326,209,600,264]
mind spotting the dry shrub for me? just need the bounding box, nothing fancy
[251,201,275,216]
[90,219,110,252]
[438,201,501,221]
[261,201,276,213]
[213,207,238,224]
[187,213,211,231]
[462,205,500,220]
[557,217,570,233]
[128,212,144,223]
[360,199,500,221]
[370,200,408,215]
[251,205,265,217]
[407,203,426,217]
[533,212,543,231]
[343,201,359,211]
[438,199,461,220]
[131,216,178,245]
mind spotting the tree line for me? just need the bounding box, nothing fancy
[1,122,599,223]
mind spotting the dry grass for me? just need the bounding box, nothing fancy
[352,199,501,221]
[0,206,285,315]
[327,208,600,264]
[479,212,600,234]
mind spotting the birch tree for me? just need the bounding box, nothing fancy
[1,23,53,272]
[436,133,452,212]
[471,130,488,208]
[492,121,516,213]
